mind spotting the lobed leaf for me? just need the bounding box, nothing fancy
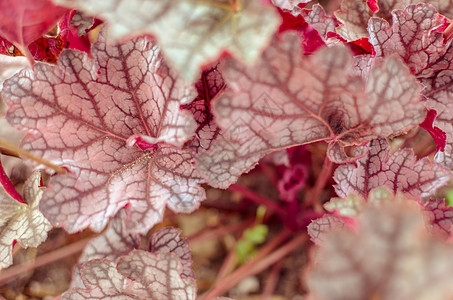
[53,0,280,81]
[334,138,452,199]
[149,227,194,279]
[2,33,205,234]
[63,251,197,299]
[0,171,51,269]
[307,191,453,300]
[196,32,424,188]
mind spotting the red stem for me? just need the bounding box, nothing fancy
[261,259,283,299]
[0,159,25,203]
[229,184,286,217]
[201,232,307,299]
[306,156,333,211]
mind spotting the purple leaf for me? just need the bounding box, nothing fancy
[334,138,452,199]
[196,32,424,188]
[2,32,206,234]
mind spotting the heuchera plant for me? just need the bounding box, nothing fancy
[3,0,453,298]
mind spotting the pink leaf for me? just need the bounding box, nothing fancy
[53,0,280,81]
[334,139,452,199]
[149,227,194,279]
[271,0,311,14]
[422,198,453,240]
[2,33,206,234]
[77,210,140,264]
[0,0,68,63]
[63,251,197,299]
[376,0,453,20]
[307,214,346,245]
[301,4,339,40]
[196,32,424,188]
[0,171,52,270]
[307,192,453,300]
[369,3,447,77]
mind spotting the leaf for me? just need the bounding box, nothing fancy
[334,138,452,199]
[307,190,453,300]
[63,251,197,300]
[300,4,338,40]
[0,171,51,269]
[2,33,206,234]
[335,0,374,40]
[78,210,140,264]
[271,0,310,13]
[422,199,453,240]
[149,227,194,279]
[0,0,68,63]
[196,32,424,188]
[53,0,280,81]
[368,3,447,77]
[184,64,225,153]
[0,55,28,90]
[377,0,453,20]
[307,214,346,245]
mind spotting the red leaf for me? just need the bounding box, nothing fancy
[0,0,68,63]
[2,32,205,234]
[419,109,447,152]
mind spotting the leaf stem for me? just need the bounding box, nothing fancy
[0,138,66,174]
[201,231,306,299]
[306,156,333,211]
[0,158,25,203]
[229,184,286,217]
[187,217,254,245]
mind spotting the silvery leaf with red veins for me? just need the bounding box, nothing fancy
[308,193,363,245]
[62,251,197,300]
[300,4,338,40]
[196,32,424,188]
[0,0,68,63]
[0,171,51,270]
[307,214,347,245]
[376,0,453,20]
[418,43,453,169]
[185,64,225,153]
[369,3,447,78]
[2,33,206,234]
[70,209,140,289]
[334,139,452,199]
[149,227,194,279]
[422,199,453,240]
[335,0,374,40]
[307,189,453,300]
[77,210,140,264]
[52,0,280,81]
